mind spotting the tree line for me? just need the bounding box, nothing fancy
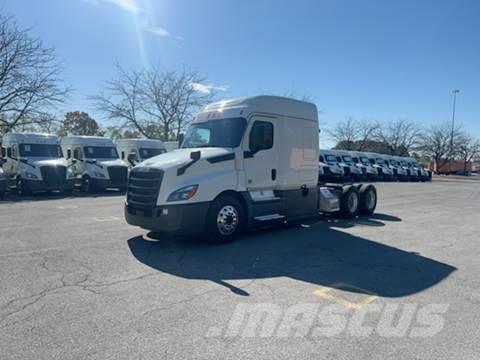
[0,11,479,172]
[327,117,480,172]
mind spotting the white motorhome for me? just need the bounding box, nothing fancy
[1,133,75,195]
[116,138,167,168]
[125,96,379,243]
[349,151,379,181]
[61,136,128,192]
[331,149,365,181]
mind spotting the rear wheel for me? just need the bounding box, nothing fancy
[206,195,244,244]
[339,185,360,218]
[359,184,377,215]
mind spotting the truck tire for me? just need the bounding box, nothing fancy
[359,184,377,216]
[206,195,244,244]
[339,185,360,218]
[16,177,30,196]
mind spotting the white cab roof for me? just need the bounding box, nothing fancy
[198,95,318,123]
[2,132,61,145]
[115,138,165,148]
[61,136,114,147]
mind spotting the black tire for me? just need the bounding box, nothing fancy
[205,195,244,244]
[359,184,377,216]
[16,177,30,196]
[81,176,94,193]
[339,185,360,218]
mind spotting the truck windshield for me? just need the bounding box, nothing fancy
[325,155,337,163]
[19,144,63,158]
[139,148,166,159]
[342,156,354,165]
[84,146,118,159]
[181,117,247,148]
[360,156,370,164]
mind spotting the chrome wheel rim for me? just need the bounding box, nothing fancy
[348,192,359,213]
[217,205,239,236]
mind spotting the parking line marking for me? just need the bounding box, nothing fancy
[92,216,121,222]
[313,283,378,310]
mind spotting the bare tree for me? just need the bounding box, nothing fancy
[419,122,462,172]
[457,133,480,173]
[328,117,377,150]
[0,13,69,134]
[376,119,423,156]
[91,65,146,137]
[93,65,214,141]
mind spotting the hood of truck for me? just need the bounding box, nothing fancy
[26,158,68,168]
[95,159,128,168]
[136,147,234,171]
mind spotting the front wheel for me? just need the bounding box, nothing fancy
[206,195,244,244]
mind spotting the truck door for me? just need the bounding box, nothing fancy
[243,118,277,190]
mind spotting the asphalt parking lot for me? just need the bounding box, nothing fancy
[1,179,479,359]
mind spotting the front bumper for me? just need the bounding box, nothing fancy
[91,178,127,190]
[24,179,75,192]
[125,201,210,235]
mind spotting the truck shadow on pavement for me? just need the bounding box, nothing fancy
[0,189,125,203]
[127,214,456,298]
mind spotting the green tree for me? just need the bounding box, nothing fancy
[59,111,103,136]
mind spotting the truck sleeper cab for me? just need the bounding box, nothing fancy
[125,96,378,243]
[1,133,75,195]
[61,136,128,192]
[116,138,167,168]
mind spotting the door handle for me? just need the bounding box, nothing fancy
[271,169,277,181]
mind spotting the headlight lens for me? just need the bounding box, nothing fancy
[167,185,198,202]
[94,171,105,178]
[25,171,38,179]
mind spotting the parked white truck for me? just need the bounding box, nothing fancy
[125,96,378,243]
[61,136,128,192]
[116,138,167,168]
[1,133,75,195]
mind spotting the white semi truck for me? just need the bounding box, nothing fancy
[125,96,378,243]
[61,136,129,192]
[1,133,75,195]
[116,138,167,168]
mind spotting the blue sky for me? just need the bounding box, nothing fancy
[3,0,480,145]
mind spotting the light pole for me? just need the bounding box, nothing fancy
[450,89,460,163]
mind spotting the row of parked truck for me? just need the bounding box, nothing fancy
[0,133,169,196]
[319,149,432,183]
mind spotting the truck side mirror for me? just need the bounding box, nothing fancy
[178,133,184,147]
[127,152,137,166]
[67,149,72,159]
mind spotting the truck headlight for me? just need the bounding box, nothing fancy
[67,168,75,178]
[167,185,198,202]
[94,171,105,178]
[25,172,38,179]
